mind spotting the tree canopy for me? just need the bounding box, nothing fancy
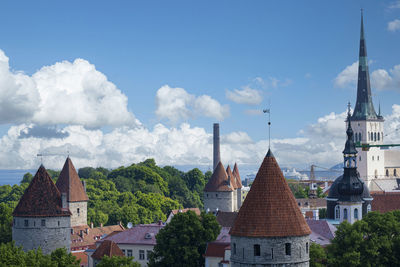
[148,211,221,267]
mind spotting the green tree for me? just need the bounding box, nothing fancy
[50,248,81,267]
[0,203,13,244]
[318,208,327,219]
[78,167,96,179]
[20,172,33,184]
[96,255,139,267]
[148,211,220,267]
[310,243,327,267]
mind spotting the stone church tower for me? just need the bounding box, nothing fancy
[56,157,89,227]
[12,165,71,254]
[230,149,311,267]
[350,12,385,186]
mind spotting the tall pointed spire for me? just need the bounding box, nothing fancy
[352,10,380,121]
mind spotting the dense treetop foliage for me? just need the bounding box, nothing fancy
[96,255,140,267]
[0,242,80,267]
[148,211,221,267]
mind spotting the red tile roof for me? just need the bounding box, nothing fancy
[71,224,125,251]
[102,223,165,246]
[204,162,234,192]
[56,157,89,202]
[171,208,201,216]
[371,191,400,213]
[71,251,88,267]
[91,240,124,260]
[226,165,238,189]
[13,165,71,217]
[233,163,242,188]
[230,150,311,237]
[204,242,230,258]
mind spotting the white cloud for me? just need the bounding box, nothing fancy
[334,61,358,88]
[155,85,229,123]
[0,49,137,128]
[388,19,400,32]
[371,65,400,90]
[226,86,262,105]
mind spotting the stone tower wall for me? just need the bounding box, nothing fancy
[12,216,71,254]
[69,201,87,226]
[231,235,310,267]
[204,191,234,212]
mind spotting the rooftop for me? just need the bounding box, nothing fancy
[91,240,124,260]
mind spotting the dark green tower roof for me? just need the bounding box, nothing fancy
[351,11,382,121]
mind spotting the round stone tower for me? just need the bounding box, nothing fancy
[230,149,311,267]
[12,165,71,254]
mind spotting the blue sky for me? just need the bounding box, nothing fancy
[0,0,400,171]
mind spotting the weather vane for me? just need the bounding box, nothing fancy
[263,105,271,150]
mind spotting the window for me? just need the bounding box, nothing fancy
[41,219,46,226]
[146,250,152,260]
[122,249,125,255]
[359,133,362,142]
[77,208,80,215]
[206,194,208,197]
[306,242,309,254]
[33,221,36,227]
[127,250,132,257]
[58,221,60,226]
[139,250,145,260]
[367,204,372,213]
[372,156,374,161]
[24,220,29,227]
[216,194,218,197]
[254,244,260,256]
[378,156,380,161]
[71,229,74,234]
[378,132,380,141]
[360,156,361,161]
[335,205,340,220]
[354,208,359,219]
[233,243,236,255]
[395,169,398,177]
[374,132,377,141]
[285,243,291,256]
[344,208,348,220]
[387,170,389,177]
[375,170,378,178]
[271,248,274,259]
[371,132,373,141]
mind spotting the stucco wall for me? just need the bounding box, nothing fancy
[13,216,71,254]
[204,191,234,212]
[230,235,310,267]
[69,201,87,227]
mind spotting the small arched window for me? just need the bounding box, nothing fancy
[368,132,370,141]
[375,170,378,178]
[367,204,372,213]
[344,208,348,220]
[374,132,377,141]
[371,132,374,141]
[359,133,362,142]
[378,132,380,141]
[335,205,340,220]
[354,208,359,219]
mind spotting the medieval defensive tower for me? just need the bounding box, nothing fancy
[12,165,71,254]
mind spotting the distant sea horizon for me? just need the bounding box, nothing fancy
[0,169,36,186]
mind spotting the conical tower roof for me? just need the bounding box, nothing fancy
[13,165,71,217]
[204,161,234,192]
[226,165,238,189]
[56,157,89,202]
[230,150,311,237]
[233,163,242,188]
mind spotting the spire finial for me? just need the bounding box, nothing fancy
[347,101,352,117]
[263,105,271,150]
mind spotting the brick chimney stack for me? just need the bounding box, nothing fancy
[213,123,221,171]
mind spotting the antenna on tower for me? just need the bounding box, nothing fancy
[263,104,271,149]
[37,154,44,165]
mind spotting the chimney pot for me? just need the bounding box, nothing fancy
[91,222,94,228]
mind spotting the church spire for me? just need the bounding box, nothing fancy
[352,10,380,121]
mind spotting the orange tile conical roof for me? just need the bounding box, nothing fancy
[204,161,234,192]
[230,150,311,237]
[13,165,71,217]
[226,165,238,189]
[233,163,242,188]
[56,157,89,202]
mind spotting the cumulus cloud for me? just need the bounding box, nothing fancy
[19,125,69,139]
[334,61,358,88]
[388,19,400,32]
[226,86,262,105]
[371,65,400,90]
[0,49,137,128]
[155,85,229,124]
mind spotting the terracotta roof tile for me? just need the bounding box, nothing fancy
[71,251,88,267]
[204,162,234,192]
[226,165,238,189]
[71,224,125,250]
[230,150,311,237]
[13,165,71,217]
[204,242,230,258]
[56,157,89,202]
[171,208,201,216]
[233,163,242,188]
[91,240,124,260]
[371,191,400,213]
